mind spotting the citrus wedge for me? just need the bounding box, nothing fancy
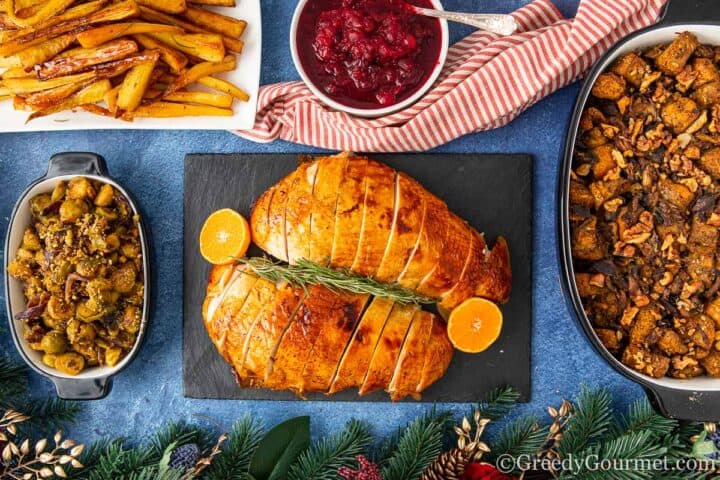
[447,297,503,353]
[199,208,250,265]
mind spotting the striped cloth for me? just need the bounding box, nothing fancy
[236,0,667,152]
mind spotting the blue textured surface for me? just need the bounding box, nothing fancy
[0,0,645,445]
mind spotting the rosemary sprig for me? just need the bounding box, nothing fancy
[237,257,436,305]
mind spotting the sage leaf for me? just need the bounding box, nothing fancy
[249,416,310,480]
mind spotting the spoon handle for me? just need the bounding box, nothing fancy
[412,8,518,35]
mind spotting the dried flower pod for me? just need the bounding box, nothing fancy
[35,439,47,455]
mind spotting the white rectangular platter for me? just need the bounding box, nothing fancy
[0,1,262,131]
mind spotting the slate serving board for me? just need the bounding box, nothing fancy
[183,153,533,402]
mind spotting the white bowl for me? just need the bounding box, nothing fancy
[4,153,151,400]
[289,0,449,117]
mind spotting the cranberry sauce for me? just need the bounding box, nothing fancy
[296,0,443,109]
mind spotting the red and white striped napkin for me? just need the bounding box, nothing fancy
[236,0,667,152]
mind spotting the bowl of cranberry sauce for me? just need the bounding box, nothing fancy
[291,0,448,116]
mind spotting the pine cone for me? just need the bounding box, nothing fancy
[169,443,200,471]
[420,448,468,480]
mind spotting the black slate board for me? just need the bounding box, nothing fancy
[183,154,533,402]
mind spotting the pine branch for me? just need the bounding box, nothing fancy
[87,441,157,480]
[238,257,435,305]
[288,419,372,480]
[0,355,28,404]
[202,415,263,480]
[17,397,81,435]
[560,430,668,480]
[381,410,452,480]
[486,415,548,464]
[557,386,614,456]
[476,385,520,420]
[621,400,678,438]
[67,438,115,479]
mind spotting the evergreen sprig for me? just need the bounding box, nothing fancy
[203,415,263,480]
[87,440,157,480]
[381,410,452,480]
[621,400,678,437]
[487,415,548,464]
[19,397,81,435]
[562,430,669,480]
[0,355,28,403]
[557,386,614,456]
[476,385,520,420]
[86,422,205,480]
[288,419,372,480]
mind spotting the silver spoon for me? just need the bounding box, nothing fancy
[404,3,518,35]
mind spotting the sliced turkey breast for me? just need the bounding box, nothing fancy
[203,266,453,399]
[251,154,511,306]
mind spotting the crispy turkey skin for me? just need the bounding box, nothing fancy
[202,264,453,399]
[250,154,512,308]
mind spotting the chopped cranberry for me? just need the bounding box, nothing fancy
[297,0,442,109]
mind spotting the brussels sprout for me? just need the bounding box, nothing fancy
[105,234,120,251]
[76,257,100,278]
[95,206,118,220]
[76,300,104,322]
[47,296,74,321]
[40,331,68,354]
[51,181,66,203]
[120,242,140,259]
[94,184,115,207]
[7,260,33,281]
[42,353,58,368]
[30,194,52,217]
[120,305,142,334]
[54,353,85,375]
[14,248,35,262]
[111,264,136,293]
[22,228,41,251]
[67,177,94,200]
[105,346,123,367]
[59,199,88,223]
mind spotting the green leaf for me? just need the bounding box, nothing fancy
[249,416,310,480]
[157,441,177,475]
[691,431,718,458]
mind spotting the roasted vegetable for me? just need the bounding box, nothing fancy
[0,0,248,122]
[116,52,159,111]
[136,0,186,14]
[8,177,144,375]
[181,5,246,38]
[36,39,140,80]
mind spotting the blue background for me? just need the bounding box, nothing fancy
[0,0,646,446]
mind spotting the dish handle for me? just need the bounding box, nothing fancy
[660,0,720,23]
[52,377,111,400]
[646,386,720,422]
[46,152,109,178]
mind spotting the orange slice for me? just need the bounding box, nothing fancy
[199,208,251,265]
[447,297,503,353]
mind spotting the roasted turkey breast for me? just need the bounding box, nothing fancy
[202,264,453,399]
[250,153,512,309]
